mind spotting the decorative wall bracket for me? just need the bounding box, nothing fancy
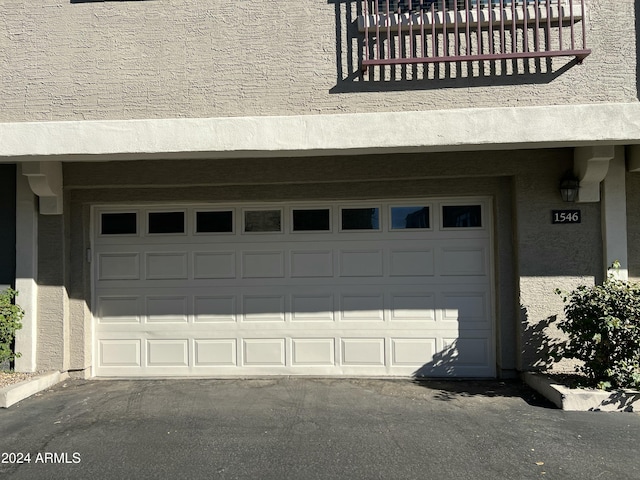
[573,146,615,203]
[22,162,63,215]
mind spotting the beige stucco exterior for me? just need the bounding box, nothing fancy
[1,1,637,122]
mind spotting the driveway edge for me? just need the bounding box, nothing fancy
[0,371,67,408]
[523,372,640,413]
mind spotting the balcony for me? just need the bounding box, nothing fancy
[359,0,590,73]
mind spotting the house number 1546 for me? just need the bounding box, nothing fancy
[552,210,581,224]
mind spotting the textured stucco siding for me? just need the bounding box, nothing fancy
[29,148,600,375]
[1,0,637,123]
[515,156,602,370]
[36,215,70,372]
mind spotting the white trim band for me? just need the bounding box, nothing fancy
[1,103,640,161]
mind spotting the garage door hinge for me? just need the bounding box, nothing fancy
[86,248,91,263]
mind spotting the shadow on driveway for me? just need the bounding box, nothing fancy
[411,379,558,408]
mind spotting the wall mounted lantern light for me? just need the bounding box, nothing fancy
[559,176,580,202]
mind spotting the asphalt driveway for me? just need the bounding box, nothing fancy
[0,378,638,480]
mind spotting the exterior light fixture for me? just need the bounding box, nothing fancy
[559,176,580,202]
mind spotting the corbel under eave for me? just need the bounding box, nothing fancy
[21,161,63,215]
[573,146,615,203]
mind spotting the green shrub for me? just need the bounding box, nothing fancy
[555,266,640,390]
[0,288,23,365]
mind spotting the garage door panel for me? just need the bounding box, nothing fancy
[340,294,384,321]
[145,252,188,280]
[98,253,140,280]
[147,339,189,366]
[243,339,286,366]
[242,251,285,278]
[341,338,385,366]
[439,246,488,276]
[290,250,334,277]
[442,338,490,366]
[95,336,491,376]
[194,296,237,322]
[291,338,335,366]
[146,296,188,323]
[389,249,435,277]
[339,250,384,277]
[437,286,492,327]
[193,252,236,279]
[390,293,436,321]
[291,294,335,322]
[194,339,237,366]
[242,295,286,322]
[391,338,437,366]
[97,296,142,323]
[94,200,495,377]
[442,292,489,325]
[99,339,141,367]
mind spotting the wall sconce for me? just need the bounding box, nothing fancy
[559,176,580,202]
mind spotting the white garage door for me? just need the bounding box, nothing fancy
[92,198,495,377]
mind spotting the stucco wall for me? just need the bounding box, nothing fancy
[30,148,600,375]
[1,0,637,122]
[36,215,70,372]
[515,156,602,370]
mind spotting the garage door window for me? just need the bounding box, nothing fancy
[442,205,482,228]
[341,207,380,231]
[148,212,186,234]
[196,210,234,234]
[390,206,430,230]
[244,209,283,233]
[292,208,331,232]
[100,212,137,235]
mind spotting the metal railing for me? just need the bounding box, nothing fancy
[360,0,590,71]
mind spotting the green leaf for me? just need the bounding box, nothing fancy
[0,288,23,364]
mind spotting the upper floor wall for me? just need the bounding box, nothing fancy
[1,0,637,123]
